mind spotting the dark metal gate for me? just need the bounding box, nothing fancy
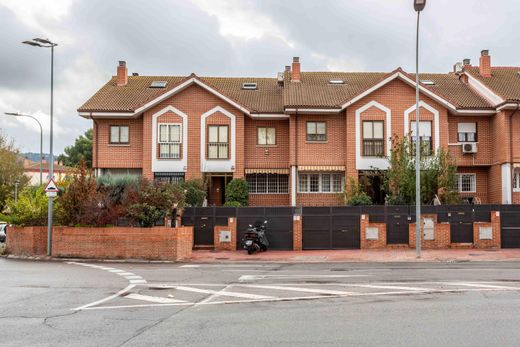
[302,207,360,250]
[236,207,294,250]
[181,207,235,246]
[385,206,410,245]
[501,205,520,248]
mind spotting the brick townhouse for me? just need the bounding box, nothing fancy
[78,50,520,206]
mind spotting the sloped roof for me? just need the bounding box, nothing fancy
[78,69,495,114]
[78,75,283,114]
[465,66,520,101]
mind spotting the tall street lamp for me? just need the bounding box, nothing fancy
[4,112,44,185]
[22,38,57,256]
[413,0,426,258]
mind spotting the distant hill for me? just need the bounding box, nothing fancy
[21,152,51,162]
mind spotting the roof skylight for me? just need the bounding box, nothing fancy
[150,81,167,88]
[328,79,345,85]
[420,80,435,85]
[242,82,258,90]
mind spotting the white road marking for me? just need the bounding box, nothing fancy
[117,272,135,276]
[240,284,355,295]
[172,285,274,300]
[442,282,520,290]
[124,275,143,280]
[238,274,370,281]
[130,279,147,284]
[125,293,188,304]
[180,265,200,268]
[74,284,136,311]
[196,284,233,305]
[347,284,432,291]
[108,269,125,273]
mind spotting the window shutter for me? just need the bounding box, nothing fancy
[458,123,476,133]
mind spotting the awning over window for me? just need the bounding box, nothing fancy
[514,163,520,168]
[244,168,290,174]
[297,165,345,172]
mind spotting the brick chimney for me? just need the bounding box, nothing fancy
[291,57,301,82]
[479,50,492,78]
[463,58,471,67]
[117,60,128,86]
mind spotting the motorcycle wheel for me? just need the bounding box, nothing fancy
[247,249,254,255]
[261,245,267,252]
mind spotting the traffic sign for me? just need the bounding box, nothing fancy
[45,178,60,195]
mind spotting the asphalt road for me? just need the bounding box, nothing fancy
[2,258,520,346]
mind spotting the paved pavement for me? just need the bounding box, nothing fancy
[192,248,520,262]
[2,258,520,346]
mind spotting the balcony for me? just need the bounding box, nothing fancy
[159,143,181,159]
[363,140,384,157]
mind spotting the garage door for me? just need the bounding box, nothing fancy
[302,207,360,250]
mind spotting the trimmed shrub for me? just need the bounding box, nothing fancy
[225,179,249,206]
[4,186,64,226]
[180,179,206,207]
[342,177,372,206]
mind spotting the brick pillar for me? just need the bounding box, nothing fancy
[360,214,386,249]
[214,217,237,251]
[293,215,302,251]
[409,214,450,249]
[473,211,501,249]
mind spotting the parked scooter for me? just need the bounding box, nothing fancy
[242,220,269,254]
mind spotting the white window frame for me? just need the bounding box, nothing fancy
[455,173,477,193]
[246,174,289,194]
[298,172,344,193]
[207,125,229,159]
[513,169,520,192]
[158,123,182,159]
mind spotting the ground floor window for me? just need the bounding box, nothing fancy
[154,172,185,184]
[298,172,344,193]
[246,174,289,194]
[455,173,476,193]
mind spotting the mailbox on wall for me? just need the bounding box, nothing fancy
[423,218,435,240]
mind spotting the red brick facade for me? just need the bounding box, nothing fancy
[82,54,520,207]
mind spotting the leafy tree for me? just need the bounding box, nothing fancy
[0,132,29,212]
[3,186,62,226]
[224,178,249,206]
[123,179,184,227]
[58,129,93,168]
[342,177,372,206]
[180,179,207,207]
[384,135,458,205]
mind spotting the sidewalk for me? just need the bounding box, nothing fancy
[192,248,520,263]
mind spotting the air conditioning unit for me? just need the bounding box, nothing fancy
[462,143,477,154]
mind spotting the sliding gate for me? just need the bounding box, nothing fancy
[302,207,360,250]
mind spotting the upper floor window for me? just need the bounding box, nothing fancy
[458,122,477,142]
[110,125,129,144]
[514,170,520,191]
[158,124,181,159]
[410,121,432,156]
[208,125,228,159]
[362,120,384,156]
[298,172,344,193]
[455,173,476,193]
[257,127,276,145]
[306,121,327,142]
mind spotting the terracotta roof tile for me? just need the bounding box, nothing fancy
[465,66,520,102]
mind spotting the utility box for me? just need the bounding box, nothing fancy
[366,227,379,240]
[479,226,493,240]
[423,218,435,240]
[219,230,231,243]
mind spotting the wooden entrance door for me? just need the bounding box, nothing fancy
[208,177,225,206]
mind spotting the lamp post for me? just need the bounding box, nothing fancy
[22,38,57,256]
[14,179,20,203]
[4,112,44,186]
[413,0,426,258]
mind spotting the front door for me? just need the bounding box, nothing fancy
[208,176,225,206]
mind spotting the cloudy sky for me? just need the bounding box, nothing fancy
[0,0,518,154]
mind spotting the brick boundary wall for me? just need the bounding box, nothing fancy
[473,211,501,249]
[7,226,193,261]
[360,214,387,249]
[6,226,47,256]
[214,217,237,251]
[409,214,451,249]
